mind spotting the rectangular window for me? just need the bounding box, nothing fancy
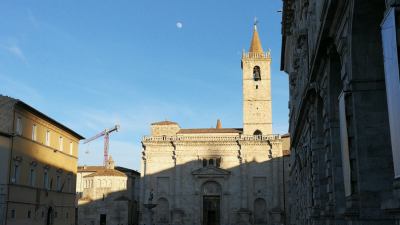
[10,209,15,219]
[29,168,36,187]
[16,117,22,135]
[59,136,63,151]
[12,164,19,184]
[44,170,49,190]
[69,142,73,155]
[339,92,351,196]
[67,175,72,192]
[56,175,61,191]
[32,124,37,141]
[45,130,51,146]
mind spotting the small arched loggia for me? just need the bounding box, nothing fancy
[253,130,262,136]
[253,66,261,81]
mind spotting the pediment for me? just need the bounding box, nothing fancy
[191,166,231,177]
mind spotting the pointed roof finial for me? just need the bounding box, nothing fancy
[249,18,263,53]
[216,119,222,129]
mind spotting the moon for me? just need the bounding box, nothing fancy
[176,22,183,29]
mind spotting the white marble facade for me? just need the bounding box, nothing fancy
[140,25,290,225]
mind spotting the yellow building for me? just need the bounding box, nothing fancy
[0,95,84,225]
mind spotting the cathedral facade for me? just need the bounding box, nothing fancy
[140,25,290,225]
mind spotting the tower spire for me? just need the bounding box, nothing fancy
[249,19,264,53]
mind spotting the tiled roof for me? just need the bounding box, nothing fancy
[78,166,104,172]
[83,169,126,177]
[115,166,140,175]
[281,133,290,138]
[151,120,178,126]
[177,128,243,134]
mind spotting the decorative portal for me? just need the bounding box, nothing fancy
[202,181,221,225]
[203,196,220,225]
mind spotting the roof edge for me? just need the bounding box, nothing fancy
[16,101,85,140]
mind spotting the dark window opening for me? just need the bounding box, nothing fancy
[253,66,261,81]
[209,159,214,166]
[203,159,207,167]
[28,210,31,218]
[11,209,15,218]
[256,85,258,89]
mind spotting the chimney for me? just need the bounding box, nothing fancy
[216,119,222,129]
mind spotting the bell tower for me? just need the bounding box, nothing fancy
[242,23,272,135]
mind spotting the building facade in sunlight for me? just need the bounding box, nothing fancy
[0,95,84,225]
[140,25,290,225]
[76,156,140,225]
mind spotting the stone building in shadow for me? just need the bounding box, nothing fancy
[76,157,140,225]
[281,0,400,224]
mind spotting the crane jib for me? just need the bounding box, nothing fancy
[82,124,120,166]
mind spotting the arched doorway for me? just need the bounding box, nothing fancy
[156,197,170,224]
[46,207,54,225]
[254,198,267,225]
[202,181,221,225]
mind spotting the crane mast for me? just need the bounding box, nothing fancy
[83,124,120,166]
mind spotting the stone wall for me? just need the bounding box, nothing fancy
[281,0,398,224]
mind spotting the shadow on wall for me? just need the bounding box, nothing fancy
[77,189,139,225]
[139,155,290,225]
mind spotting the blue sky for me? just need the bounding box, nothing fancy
[0,0,288,170]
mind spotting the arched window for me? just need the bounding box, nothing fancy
[202,181,221,196]
[253,130,262,136]
[253,66,261,81]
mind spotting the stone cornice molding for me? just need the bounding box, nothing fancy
[191,166,231,178]
[142,134,281,142]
